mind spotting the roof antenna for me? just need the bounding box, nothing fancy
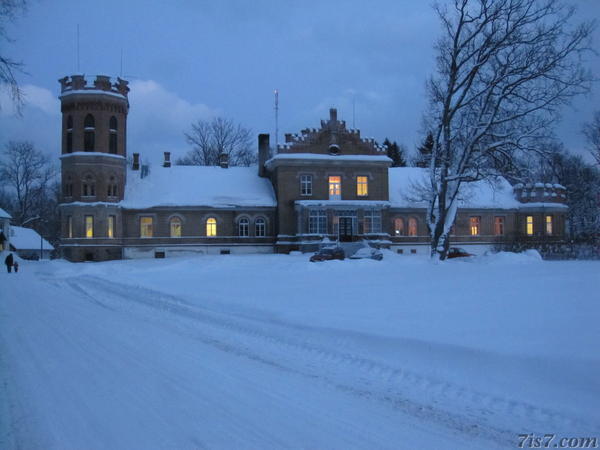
[352,95,356,129]
[274,89,279,148]
[76,24,80,73]
[120,48,123,78]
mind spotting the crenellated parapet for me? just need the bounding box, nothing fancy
[58,74,130,98]
[277,108,387,155]
[513,182,567,204]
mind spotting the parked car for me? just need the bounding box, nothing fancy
[350,247,383,261]
[309,247,345,262]
[447,247,474,259]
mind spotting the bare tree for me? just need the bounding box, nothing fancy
[0,0,27,113]
[583,111,600,166]
[178,117,257,166]
[424,0,594,260]
[0,141,56,225]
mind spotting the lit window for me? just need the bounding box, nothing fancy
[300,175,312,196]
[364,209,381,233]
[84,114,95,151]
[107,215,115,238]
[170,217,181,237]
[470,216,481,236]
[545,215,553,235]
[206,217,217,237]
[85,215,94,238]
[309,210,327,234]
[357,176,368,197]
[328,176,341,200]
[408,217,418,236]
[140,217,153,238]
[67,216,73,238]
[394,218,405,236]
[239,217,249,237]
[255,217,266,237]
[494,216,504,236]
[109,116,118,154]
[526,216,534,236]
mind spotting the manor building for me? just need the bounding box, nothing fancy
[57,75,568,261]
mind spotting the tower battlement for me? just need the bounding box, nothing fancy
[58,74,129,98]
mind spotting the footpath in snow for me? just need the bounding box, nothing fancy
[0,251,598,449]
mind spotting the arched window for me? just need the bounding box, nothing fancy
[394,218,405,236]
[107,176,118,197]
[170,217,182,238]
[64,175,73,197]
[238,217,249,237]
[206,217,217,237]
[84,114,95,151]
[66,115,73,153]
[408,217,418,237]
[82,175,96,197]
[109,116,118,154]
[255,217,266,237]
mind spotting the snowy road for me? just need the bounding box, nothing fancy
[1,255,598,449]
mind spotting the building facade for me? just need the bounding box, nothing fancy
[57,75,568,261]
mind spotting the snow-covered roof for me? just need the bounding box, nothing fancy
[10,226,54,251]
[388,167,521,209]
[121,165,277,209]
[0,208,11,219]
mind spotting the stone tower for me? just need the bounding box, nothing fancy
[58,75,130,261]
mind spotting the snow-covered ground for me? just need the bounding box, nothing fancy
[0,251,598,449]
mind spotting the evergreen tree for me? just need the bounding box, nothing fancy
[414,132,434,168]
[383,138,406,167]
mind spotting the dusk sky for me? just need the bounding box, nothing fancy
[1,0,599,165]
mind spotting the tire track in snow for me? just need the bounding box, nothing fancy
[55,274,595,446]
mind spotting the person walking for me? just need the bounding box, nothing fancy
[4,253,14,273]
[13,261,19,273]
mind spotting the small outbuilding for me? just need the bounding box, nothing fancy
[0,208,11,252]
[9,226,55,260]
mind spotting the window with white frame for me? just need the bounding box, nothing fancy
[255,217,266,237]
[363,209,381,233]
[238,217,249,237]
[328,176,341,200]
[170,217,181,238]
[300,175,312,196]
[308,210,327,234]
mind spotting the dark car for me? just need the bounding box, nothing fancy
[447,247,474,259]
[309,247,345,262]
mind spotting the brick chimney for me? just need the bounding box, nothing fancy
[132,153,140,170]
[163,152,171,168]
[329,108,337,122]
[258,134,270,177]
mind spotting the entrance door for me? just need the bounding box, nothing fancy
[339,217,354,242]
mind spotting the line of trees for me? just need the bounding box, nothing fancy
[421,0,595,259]
[0,141,60,247]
